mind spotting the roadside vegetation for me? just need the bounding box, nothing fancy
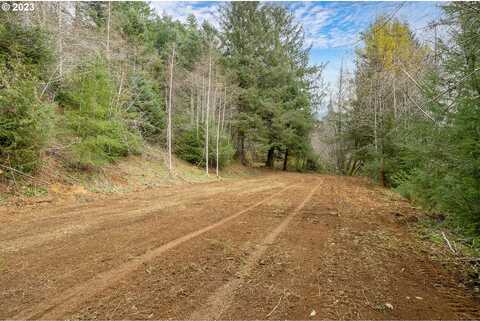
[319,2,480,249]
[0,2,323,181]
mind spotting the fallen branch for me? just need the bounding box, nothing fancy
[433,257,480,262]
[40,64,60,98]
[266,290,285,318]
[441,231,457,254]
[0,164,49,185]
[406,95,437,123]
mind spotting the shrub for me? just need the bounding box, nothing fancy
[389,101,480,238]
[0,16,53,78]
[0,18,53,174]
[0,77,53,174]
[305,152,324,172]
[128,74,165,141]
[175,127,234,169]
[57,58,142,169]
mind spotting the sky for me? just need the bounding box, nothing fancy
[150,1,445,90]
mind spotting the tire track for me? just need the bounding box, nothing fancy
[189,180,321,320]
[1,178,284,253]
[12,182,298,320]
[0,176,275,228]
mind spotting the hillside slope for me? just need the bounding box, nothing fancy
[0,145,260,208]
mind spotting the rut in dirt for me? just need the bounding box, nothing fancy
[189,181,321,319]
[12,181,297,319]
[1,173,479,320]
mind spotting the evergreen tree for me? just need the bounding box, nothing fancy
[0,15,54,174]
[220,2,319,168]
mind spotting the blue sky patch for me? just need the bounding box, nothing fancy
[150,1,444,88]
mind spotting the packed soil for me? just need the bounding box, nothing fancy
[0,172,478,319]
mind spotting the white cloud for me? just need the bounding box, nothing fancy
[289,2,333,49]
[150,1,221,28]
[148,1,445,93]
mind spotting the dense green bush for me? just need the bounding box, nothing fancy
[291,148,324,173]
[384,91,480,240]
[304,152,324,172]
[0,77,53,173]
[128,74,165,141]
[0,16,53,79]
[396,103,480,237]
[447,98,480,236]
[175,127,235,169]
[57,58,142,169]
[383,2,480,240]
[0,17,54,174]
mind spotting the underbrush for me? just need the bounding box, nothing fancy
[0,144,260,206]
[56,58,143,170]
[175,127,235,169]
[416,216,480,292]
[0,79,54,174]
[0,19,54,175]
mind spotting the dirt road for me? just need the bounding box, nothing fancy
[0,173,478,319]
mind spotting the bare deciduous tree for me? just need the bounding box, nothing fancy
[205,51,212,175]
[167,44,176,174]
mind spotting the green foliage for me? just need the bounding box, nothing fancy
[0,17,53,174]
[346,18,427,179]
[114,2,153,44]
[220,3,320,166]
[82,2,108,27]
[128,74,165,141]
[393,95,480,237]
[0,78,53,173]
[395,3,480,238]
[448,98,480,234]
[1,2,324,180]
[176,127,234,169]
[358,3,480,240]
[22,184,48,197]
[57,58,142,169]
[175,128,204,166]
[149,15,203,70]
[294,149,324,173]
[0,15,53,78]
[321,2,480,242]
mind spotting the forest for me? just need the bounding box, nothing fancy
[321,2,480,243]
[0,0,479,244]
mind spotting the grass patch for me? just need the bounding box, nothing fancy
[417,216,480,256]
[21,185,48,197]
[415,216,480,292]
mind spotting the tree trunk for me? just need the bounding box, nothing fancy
[190,86,194,126]
[205,52,212,175]
[393,76,397,121]
[374,92,378,152]
[266,147,274,168]
[282,149,288,171]
[379,157,386,187]
[167,44,175,174]
[237,134,246,165]
[106,1,111,59]
[216,97,221,178]
[227,107,232,145]
[57,2,63,78]
[221,85,227,132]
[201,76,205,124]
[196,81,200,138]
